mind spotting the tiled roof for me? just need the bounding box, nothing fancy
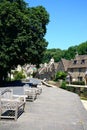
[75,54,87,60]
[61,58,70,71]
[68,55,87,68]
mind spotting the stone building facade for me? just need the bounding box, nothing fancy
[36,58,58,80]
[68,54,87,83]
[35,55,87,84]
[58,54,87,84]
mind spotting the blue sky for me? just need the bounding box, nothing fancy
[25,0,87,50]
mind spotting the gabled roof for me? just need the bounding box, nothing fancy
[75,54,87,60]
[61,58,71,71]
[68,55,87,68]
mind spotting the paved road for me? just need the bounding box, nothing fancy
[0,85,87,130]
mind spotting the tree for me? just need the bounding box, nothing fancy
[55,71,67,81]
[63,46,77,60]
[0,0,49,81]
[43,48,63,63]
[77,41,87,55]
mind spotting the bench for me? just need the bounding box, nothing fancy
[0,88,27,121]
[23,85,38,101]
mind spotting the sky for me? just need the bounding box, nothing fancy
[25,0,87,50]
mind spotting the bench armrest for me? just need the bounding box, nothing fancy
[13,95,27,102]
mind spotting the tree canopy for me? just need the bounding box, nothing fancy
[77,41,87,55]
[0,0,49,81]
[43,41,87,63]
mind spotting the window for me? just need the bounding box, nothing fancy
[73,60,77,64]
[78,68,82,72]
[70,68,73,72]
[78,77,82,81]
[81,59,85,64]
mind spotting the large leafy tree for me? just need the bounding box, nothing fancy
[77,41,87,55]
[43,48,63,63]
[43,42,87,63]
[0,0,49,81]
[63,46,77,60]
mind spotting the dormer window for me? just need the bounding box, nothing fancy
[81,59,85,64]
[73,60,77,64]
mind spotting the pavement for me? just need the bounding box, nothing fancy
[81,100,87,110]
[0,85,87,130]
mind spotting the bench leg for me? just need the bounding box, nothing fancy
[15,107,18,121]
[23,103,25,112]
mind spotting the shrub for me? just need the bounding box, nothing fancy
[82,88,87,98]
[55,71,67,81]
[14,71,25,80]
[60,81,67,89]
[71,81,85,85]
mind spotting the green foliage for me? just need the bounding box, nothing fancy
[13,71,25,80]
[55,71,67,81]
[62,85,87,99]
[43,41,87,63]
[82,88,87,98]
[63,46,77,60]
[60,81,66,89]
[0,0,49,81]
[43,48,63,63]
[71,81,85,85]
[77,41,87,55]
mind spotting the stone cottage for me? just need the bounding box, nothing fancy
[58,54,87,84]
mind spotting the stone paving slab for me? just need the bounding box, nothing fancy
[0,85,87,130]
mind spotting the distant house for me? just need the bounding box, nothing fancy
[58,55,87,83]
[68,54,87,82]
[57,58,70,72]
[9,64,37,80]
[36,58,58,80]
[34,55,87,84]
